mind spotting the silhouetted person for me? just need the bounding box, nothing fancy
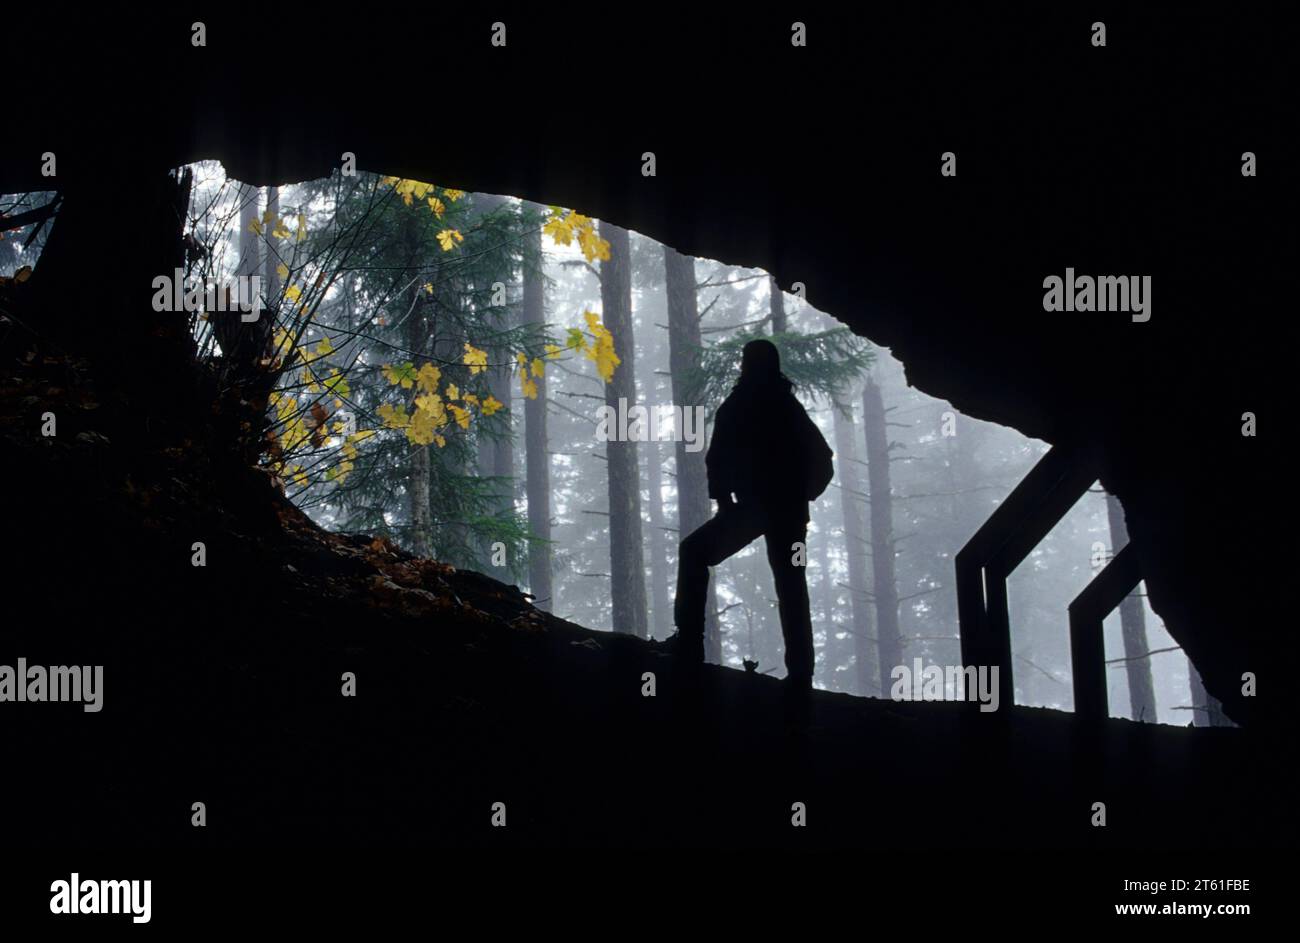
[670,339,833,692]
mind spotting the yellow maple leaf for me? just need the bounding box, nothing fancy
[295,213,307,243]
[285,284,302,303]
[410,392,452,444]
[445,383,459,401]
[276,262,289,280]
[415,362,441,393]
[462,393,479,407]
[408,404,440,445]
[272,219,291,239]
[542,212,574,246]
[414,392,443,416]
[448,404,471,429]
[437,229,464,252]
[594,340,620,382]
[531,358,545,377]
[442,188,465,202]
[387,178,435,207]
[578,226,612,263]
[433,433,446,448]
[382,362,417,389]
[583,320,620,383]
[376,402,410,429]
[463,343,489,375]
[427,196,446,218]
[481,395,503,416]
[248,217,264,236]
[521,376,539,400]
[544,344,563,359]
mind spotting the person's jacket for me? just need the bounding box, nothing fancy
[705,374,834,523]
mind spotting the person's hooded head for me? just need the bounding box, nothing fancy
[737,338,792,392]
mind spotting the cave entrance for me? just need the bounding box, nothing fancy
[0,167,1199,726]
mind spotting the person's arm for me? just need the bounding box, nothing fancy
[798,404,835,500]
[706,401,738,510]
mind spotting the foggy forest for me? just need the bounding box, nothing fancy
[2,171,1223,727]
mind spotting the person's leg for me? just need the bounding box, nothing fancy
[765,520,814,688]
[674,504,765,649]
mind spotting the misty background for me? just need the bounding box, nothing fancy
[1,168,1217,726]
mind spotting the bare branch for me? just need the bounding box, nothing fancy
[1106,645,1182,666]
[1015,653,1067,686]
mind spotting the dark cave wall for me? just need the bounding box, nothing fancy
[2,8,1288,726]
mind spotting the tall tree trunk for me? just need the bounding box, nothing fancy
[644,438,673,638]
[664,245,720,661]
[236,183,260,281]
[946,408,987,543]
[405,293,434,558]
[1188,657,1233,727]
[472,193,513,502]
[262,186,281,300]
[863,375,902,696]
[599,220,648,638]
[470,193,515,568]
[816,513,841,689]
[768,276,787,333]
[1105,493,1157,721]
[833,397,878,695]
[521,201,553,611]
[403,214,433,558]
[427,247,472,561]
